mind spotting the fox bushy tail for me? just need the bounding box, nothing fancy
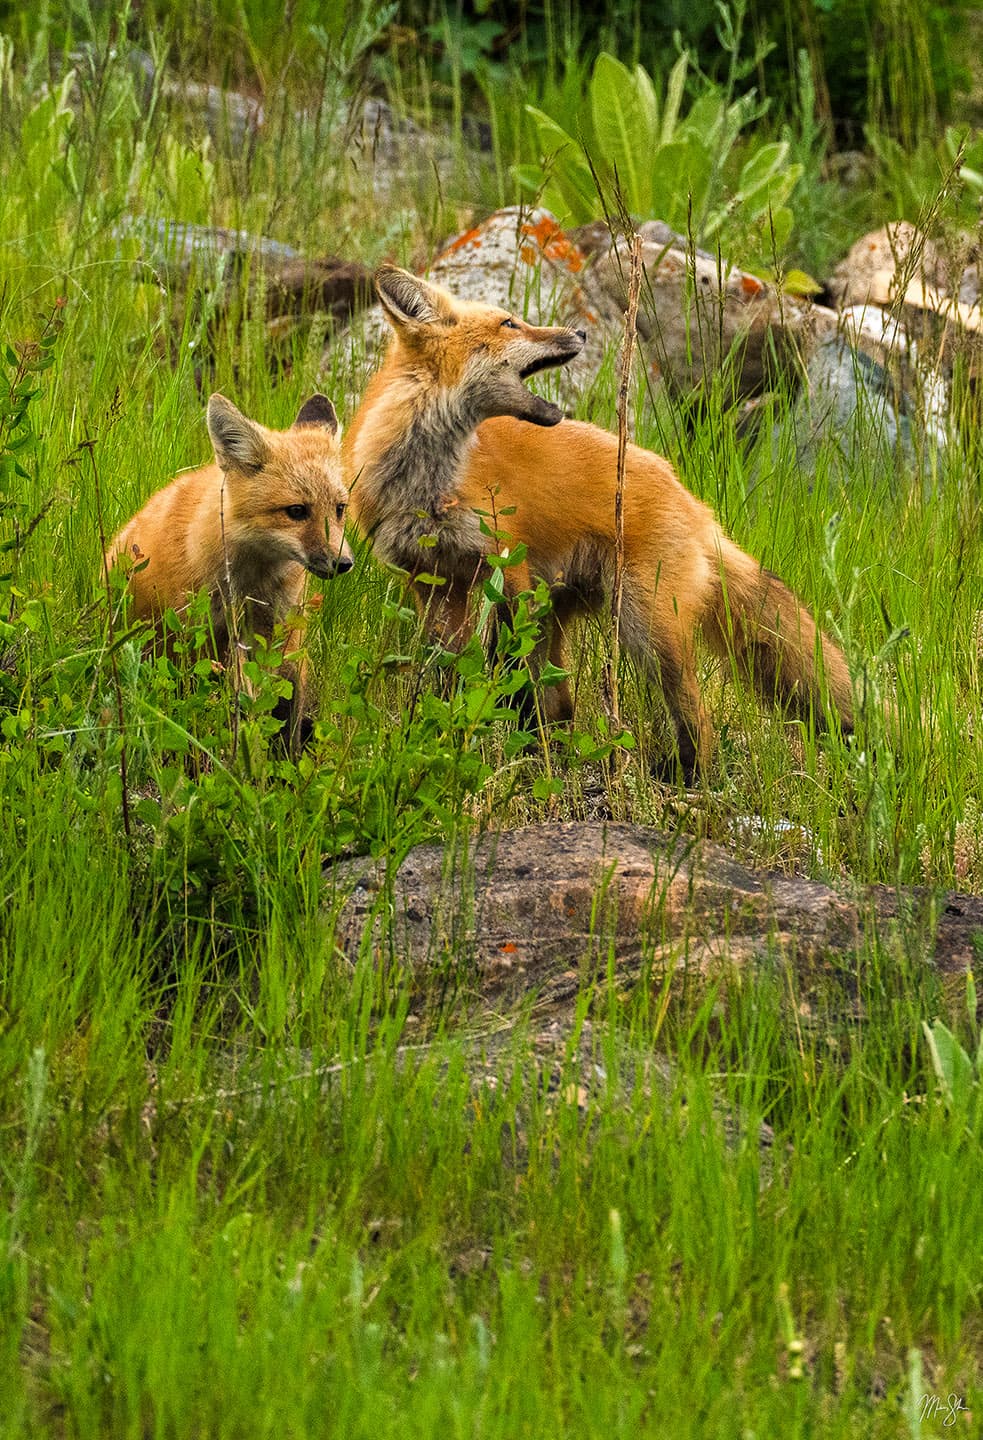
[709,538,854,733]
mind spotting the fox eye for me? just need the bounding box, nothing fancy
[284,504,310,521]
[500,317,520,330]
[335,502,347,522]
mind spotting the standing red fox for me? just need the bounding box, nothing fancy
[345,266,854,779]
[108,392,353,748]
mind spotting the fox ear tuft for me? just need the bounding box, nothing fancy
[207,394,269,473]
[375,266,445,330]
[293,394,339,433]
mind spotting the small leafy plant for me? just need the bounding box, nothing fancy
[922,970,981,1117]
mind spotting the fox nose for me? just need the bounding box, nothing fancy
[308,549,354,578]
[574,329,587,342]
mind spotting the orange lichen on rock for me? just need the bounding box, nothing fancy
[434,226,484,261]
[520,216,584,273]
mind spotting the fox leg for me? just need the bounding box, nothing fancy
[412,575,476,650]
[491,562,577,728]
[541,597,574,723]
[663,642,713,781]
[622,584,713,781]
[273,652,311,755]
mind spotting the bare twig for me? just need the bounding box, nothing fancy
[607,229,644,735]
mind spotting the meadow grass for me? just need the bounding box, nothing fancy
[0,11,981,1436]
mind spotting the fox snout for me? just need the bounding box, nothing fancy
[306,547,354,579]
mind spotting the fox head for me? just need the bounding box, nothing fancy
[206,393,353,579]
[374,265,586,427]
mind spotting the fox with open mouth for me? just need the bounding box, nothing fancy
[344,265,853,780]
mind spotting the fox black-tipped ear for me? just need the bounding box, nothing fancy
[207,394,269,473]
[375,266,447,330]
[293,394,339,433]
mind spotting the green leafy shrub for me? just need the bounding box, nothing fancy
[516,50,801,255]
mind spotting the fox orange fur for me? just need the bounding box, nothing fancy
[345,266,854,779]
[109,392,352,748]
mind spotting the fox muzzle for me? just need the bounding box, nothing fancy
[307,551,354,578]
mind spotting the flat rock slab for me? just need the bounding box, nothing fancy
[331,823,979,1010]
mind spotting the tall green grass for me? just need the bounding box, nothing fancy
[0,13,981,1437]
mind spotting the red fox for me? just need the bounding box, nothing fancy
[345,265,854,779]
[109,392,353,748]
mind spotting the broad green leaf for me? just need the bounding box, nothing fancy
[513,162,542,193]
[525,106,598,223]
[590,52,653,212]
[650,139,711,234]
[779,267,821,296]
[735,143,802,216]
[765,205,794,255]
[922,1019,975,1107]
[737,141,789,196]
[539,662,570,686]
[681,93,725,148]
[633,63,660,143]
[660,52,688,146]
[512,161,559,206]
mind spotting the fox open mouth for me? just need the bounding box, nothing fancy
[519,352,576,379]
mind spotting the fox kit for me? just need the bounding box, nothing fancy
[345,266,854,779]
[109,392,353,747]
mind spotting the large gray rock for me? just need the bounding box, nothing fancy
[592,221,840,398]
[786,308,949,482]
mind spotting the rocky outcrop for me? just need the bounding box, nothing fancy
[330,824,976,1016]
[592,220,839,398]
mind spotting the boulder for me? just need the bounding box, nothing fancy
[784,306,949,482]
[591,221,840,397]
[827,222,983,374]
[116,218,374,355]
[827,221,950,311]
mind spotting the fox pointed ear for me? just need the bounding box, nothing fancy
[207,394,269,473]
[293,394,339,433]
[375,266,447,330]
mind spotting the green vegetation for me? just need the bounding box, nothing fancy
[0,3,981,1435]
[516,49,801,259]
